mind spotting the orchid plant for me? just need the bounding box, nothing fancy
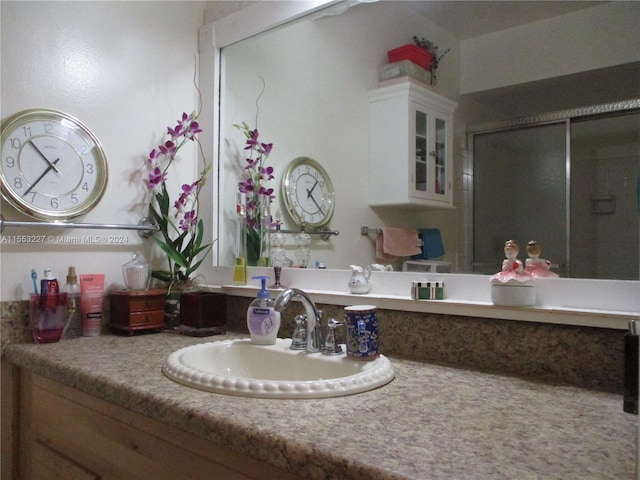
[234,121,275,265]
[145,112,212,290]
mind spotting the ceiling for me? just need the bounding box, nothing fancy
[402,1,608,40]
[206,1,608,38]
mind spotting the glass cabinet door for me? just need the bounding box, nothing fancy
[414,103,449,200]
[434,116,447,196]
[414,108,428,192]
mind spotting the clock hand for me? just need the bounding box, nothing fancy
[308,191,325,214]
[306,181,318,199]
[28,140,61,174]
[24,158,60,196]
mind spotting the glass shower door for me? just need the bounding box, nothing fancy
[570,112,639,280]
[473,123,568,275]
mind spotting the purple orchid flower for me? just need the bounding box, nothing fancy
[234,122,275,234]
[179,210,197,232]
[147,166,167,191]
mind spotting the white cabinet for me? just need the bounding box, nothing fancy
[369,81,457,207]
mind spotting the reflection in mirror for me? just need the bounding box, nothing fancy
[472,107,639,280]
[216,1,640,280]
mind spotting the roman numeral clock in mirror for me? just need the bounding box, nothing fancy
[282,156,335,229]
[0,109,108,221]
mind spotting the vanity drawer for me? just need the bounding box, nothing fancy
[127,310,165,328]
[126,295,165,312]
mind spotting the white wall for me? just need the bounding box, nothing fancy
[461,1,640,93]
[1,1,207,301]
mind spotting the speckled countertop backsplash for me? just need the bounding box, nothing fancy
[1,294,625,393]
[226,296,625,393]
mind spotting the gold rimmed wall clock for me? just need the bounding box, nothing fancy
[281,156,335,229]
[0,109,108,221]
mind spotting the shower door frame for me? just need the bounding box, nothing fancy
[467,98,640,278]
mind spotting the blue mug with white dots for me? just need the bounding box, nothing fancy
[344,305,379,360]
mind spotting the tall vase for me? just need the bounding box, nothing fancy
[164,279,195,329]
[258,193,271,267]
[246,194,270,266]
[246,227,261,266]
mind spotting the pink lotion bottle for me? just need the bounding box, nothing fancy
[79,274,105,336]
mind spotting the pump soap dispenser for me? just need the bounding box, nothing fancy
[247,276,281,345]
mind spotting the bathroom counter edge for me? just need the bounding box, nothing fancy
[3,333,636,480]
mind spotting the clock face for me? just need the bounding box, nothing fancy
[282,157,335,228]
[0,109,108,221]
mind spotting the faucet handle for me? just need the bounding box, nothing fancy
[290,314,307,350]
[322,318,344,356]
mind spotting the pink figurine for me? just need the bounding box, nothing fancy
[490,240,533,285]
[524,240,559,278]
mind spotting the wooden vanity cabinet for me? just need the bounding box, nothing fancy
[7,367,299,480]
[369,80,457,208]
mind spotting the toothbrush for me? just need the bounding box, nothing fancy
[31,269,38,294]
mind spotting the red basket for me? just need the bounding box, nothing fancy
[387,44,432,71]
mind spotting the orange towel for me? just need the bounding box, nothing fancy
[376,227,422,260]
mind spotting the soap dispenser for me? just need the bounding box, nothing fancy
[247,276,281,345]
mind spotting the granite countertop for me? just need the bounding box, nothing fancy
[4,333,637,479]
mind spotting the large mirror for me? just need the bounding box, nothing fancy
[215,0,639,280]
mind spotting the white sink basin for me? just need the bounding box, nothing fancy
[162,338,394,399]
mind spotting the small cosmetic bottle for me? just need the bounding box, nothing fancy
[623,319,638,414]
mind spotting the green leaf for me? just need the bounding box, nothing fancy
[154,237,189,269]
[193,219,204,250]
[151,270,173,283]
[185,244,213,277]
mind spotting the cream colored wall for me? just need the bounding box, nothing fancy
[0,1,207,301]
[461,1,640,93]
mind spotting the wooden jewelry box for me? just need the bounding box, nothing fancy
[109,289,166,335]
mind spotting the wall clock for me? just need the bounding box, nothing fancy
[0,109,108,221]
[282,156,335,229]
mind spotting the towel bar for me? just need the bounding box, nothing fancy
[0,215,159,238]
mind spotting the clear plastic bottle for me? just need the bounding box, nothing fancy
[62,266,81,339]
[246,276,280,345]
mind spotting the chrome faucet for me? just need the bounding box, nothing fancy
[274,288,323,353]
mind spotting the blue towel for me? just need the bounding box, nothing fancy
[413,228,445,260]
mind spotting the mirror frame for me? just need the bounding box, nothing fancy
[198,2,639,322]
